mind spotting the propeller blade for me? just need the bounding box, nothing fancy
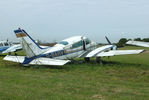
[105,36,112,45]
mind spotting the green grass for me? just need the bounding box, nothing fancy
[0,46,149,100]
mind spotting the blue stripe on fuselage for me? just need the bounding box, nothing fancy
[22,50,66,64]
[0,46,9,53]
[22,49,83,64]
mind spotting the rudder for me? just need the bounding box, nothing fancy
[14,28,44,58]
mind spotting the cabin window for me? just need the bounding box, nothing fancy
[0,43,3,47]
[4,43,9,46]
[72,40,83,48]
[59,41,68,45]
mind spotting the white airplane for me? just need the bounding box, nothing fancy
[1,41,49,54]
[3,28,144,66]
[126,40,149,47]
[0,41,22,54]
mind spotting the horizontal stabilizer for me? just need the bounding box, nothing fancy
[3,55,70,66]
[3,55,25,63]
[126,41,149,47]
[86,45,114,57]
[97,50,144,57]
[29,58,70,66]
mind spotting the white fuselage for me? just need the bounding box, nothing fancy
[42,36,97,60]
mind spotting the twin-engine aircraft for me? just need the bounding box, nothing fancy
[127,40,149,48]
[3,28,144,66]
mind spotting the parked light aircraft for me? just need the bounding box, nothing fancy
[3,28,144,66]
[0,41,22,54]
[2,41,49,54]
[127,40,149,47]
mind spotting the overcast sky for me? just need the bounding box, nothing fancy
[0,0,149,43]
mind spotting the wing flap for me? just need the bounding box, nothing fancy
[97,50,144,57]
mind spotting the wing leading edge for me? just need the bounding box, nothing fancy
[85,45,114,57]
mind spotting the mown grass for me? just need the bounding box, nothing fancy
[0,46,149,100]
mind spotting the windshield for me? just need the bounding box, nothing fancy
[59,41,68,45]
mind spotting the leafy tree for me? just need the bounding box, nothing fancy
[134,38,142,41]
[116,38,127,47]
[127,39,132,41]
[142,38,149,42]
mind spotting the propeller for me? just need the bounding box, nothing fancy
[105,36,117,50]
[105,36,112,45]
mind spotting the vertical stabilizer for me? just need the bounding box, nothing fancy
[14,28,44,58]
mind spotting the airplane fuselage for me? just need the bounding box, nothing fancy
[40,36,97,60]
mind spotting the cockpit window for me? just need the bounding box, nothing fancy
[59,41,68,45]
[72,40,83,48]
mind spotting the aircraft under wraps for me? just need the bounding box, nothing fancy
[3,28,144,66]
[0,41,22,54]
[127,40,149,47]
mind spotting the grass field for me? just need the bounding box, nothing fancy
[0,46,149,100]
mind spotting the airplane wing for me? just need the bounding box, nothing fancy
[126,41,149,47]
[85,45,114,57]
[3,55,70,66]
[2,44,22,54]
[80,45,144,58]
[97,50,144,57]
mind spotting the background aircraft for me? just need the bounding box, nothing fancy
[1,41,50,54]
[0,41,22,54]
[127,41,149,47]
[4,28,144,66]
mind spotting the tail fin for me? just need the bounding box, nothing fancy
[14,28,44,58]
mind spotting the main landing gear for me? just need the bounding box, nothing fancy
[84,57,103,64]
[95,57,103,64]
[84,57,90,63]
